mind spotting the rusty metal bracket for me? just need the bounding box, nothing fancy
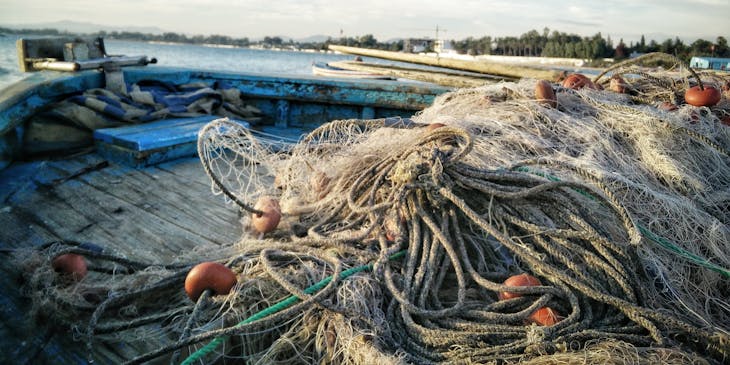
[103,62,127,95]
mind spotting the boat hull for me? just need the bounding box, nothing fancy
[312,61,395,80]
[0,66,449,363]
[0,66,450,168]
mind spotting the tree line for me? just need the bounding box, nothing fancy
[451,28,729,63]
[1,26,727,63]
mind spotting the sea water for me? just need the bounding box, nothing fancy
[0,35,366,91]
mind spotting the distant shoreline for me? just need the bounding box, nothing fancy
[143,39,340,53]
[1,25,726,65]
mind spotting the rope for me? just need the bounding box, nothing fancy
[17,62,730,364]
[197,119,265,215]
[592,52,703,90]
[513,165,730,278]
[179,251,406,365]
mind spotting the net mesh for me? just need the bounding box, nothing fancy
[16,53,730,364]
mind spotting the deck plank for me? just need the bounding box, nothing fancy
[0,185,132,365]
[48,155,243,248]
[156,156,224,187]
[0,152,247,364]
[51,156,240,246]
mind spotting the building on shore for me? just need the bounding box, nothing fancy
[404,38,434,53]
[435,39,458,54]
[690,56,730,71]
[403,38,458,54]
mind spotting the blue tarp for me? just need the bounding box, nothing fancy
[21,80,260,155]
[62,80,255,124]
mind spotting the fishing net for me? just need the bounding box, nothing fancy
[15,53,730,364]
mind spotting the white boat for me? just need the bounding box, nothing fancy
[311,61,395,80]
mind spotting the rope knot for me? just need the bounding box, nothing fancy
[525,325,546,345]
[390,154,428,185]
[524,325,555,356]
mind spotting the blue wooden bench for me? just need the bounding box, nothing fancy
[93,116,250,167]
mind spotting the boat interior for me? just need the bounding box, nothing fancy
[0,38,450,363]
[1,153,245,363]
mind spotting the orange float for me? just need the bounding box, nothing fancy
[251,196,282,234]
[52,253,87,280]
[535,80,557,108]
[684,85,721,107]
[498,273,542,300]
[184,262,237,301]
[528,307,563,326]
[561,74,596,90]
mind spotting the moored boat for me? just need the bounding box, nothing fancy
[311,61,395,80]
[0,37,449,364]
[1,41,729,365]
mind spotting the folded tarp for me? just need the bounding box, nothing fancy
[21,80,261,156]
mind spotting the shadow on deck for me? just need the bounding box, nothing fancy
[0,154,243,364]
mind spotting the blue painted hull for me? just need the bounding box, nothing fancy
[0,66,450,169]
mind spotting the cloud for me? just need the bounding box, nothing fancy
[1,0,728,42]
[684,0,726,5]
[559,19,603,28]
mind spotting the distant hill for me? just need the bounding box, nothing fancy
[248,35,332,43]
[1,20,166,35]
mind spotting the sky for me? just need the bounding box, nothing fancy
[1,0,729,44]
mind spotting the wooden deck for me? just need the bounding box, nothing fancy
[0,59,452,363]
[0,153,243,364]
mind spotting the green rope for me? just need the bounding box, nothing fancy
[638,225,730,278]
[181,164,728,364]
[513,166,730,279]
[180,251,406,365]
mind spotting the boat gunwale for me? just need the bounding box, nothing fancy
[0,66,451,135]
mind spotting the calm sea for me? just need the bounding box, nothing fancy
[0,35,368,91]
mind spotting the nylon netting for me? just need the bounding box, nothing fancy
[17,53,730,364]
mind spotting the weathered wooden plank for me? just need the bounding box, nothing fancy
[0,160,124,250]
[41,159,239,255]
[51,157,243,246]
[0,153,249,364]
[156,156,221,187]
[15,176,177,259]
[0,174,131,365]
[1,154,241,261]
[95,140,198,168]
[94,116,252,167]
[94,116,249,151]
[93,116,215,148]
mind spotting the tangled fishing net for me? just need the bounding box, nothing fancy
[16,53,730,364]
